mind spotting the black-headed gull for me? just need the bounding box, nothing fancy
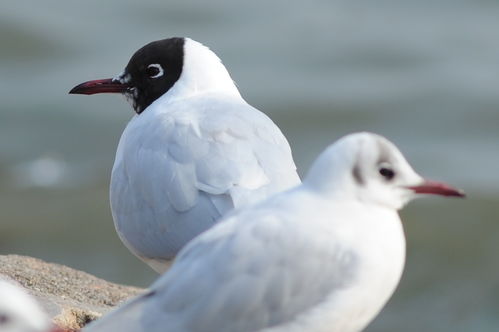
[69,38,300,272]
[0,279,52,332]
[82,132,464,332]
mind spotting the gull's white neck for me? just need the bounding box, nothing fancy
[163,38,241,102]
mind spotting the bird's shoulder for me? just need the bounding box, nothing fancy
[139,92,292,149]
[113,94,299,208]
[141,192,359,331]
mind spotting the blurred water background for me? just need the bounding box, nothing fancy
[1,0,498,330]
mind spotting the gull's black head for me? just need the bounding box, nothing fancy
[69,37,185,114]
[122,38,184,113]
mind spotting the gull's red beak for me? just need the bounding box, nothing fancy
[69,78,129,95]
[407,180,465,198]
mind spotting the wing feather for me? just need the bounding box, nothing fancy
[88,193,357,332]
[110,94,300,261]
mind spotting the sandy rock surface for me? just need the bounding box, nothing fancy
[0,254,145,330]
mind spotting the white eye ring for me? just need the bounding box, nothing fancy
[147,64,164,78]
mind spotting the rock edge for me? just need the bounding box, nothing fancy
[0,254,145,330]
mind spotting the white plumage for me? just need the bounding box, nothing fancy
[0,280,51,332]
[84,132,463,332]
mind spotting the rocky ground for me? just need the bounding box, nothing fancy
[0,254,145,330]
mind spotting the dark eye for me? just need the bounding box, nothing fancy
[379,165,395,180]
[146,64,164,78]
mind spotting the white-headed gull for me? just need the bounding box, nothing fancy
[82,132,464,332]
[69,37,300,272]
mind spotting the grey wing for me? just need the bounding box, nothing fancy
[110,118,231,261]
[191,100,301,206]
[141,206,358,332]
[110,98,300,261]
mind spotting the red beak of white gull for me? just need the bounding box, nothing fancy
[407,179,465,198]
